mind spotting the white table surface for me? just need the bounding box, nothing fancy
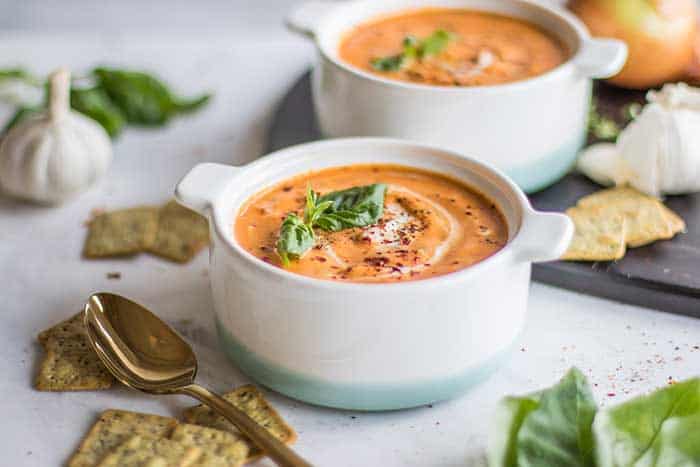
[1,2,700,466]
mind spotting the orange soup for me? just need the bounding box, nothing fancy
[339,8,567,86]
[234,164,508,283]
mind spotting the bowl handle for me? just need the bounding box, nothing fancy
[175,163,240,216]
[573,38,628,79]
[511,209,574,263]
[286,1,338,37]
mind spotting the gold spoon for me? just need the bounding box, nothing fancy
[83,292,312,467]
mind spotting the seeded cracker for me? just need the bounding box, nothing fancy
[37,311,85,346]
[35,312,115,391]
[562,206,627,261]
[97,435,202,467]
[83,207,159,257]
[182,385,296,459]
[68,410,178,467]
[171,423,249,467]
[576,187,675,247]
[148,201,209,263]
[35,335,114,391]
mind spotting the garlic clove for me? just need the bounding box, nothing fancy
[0,68,112,205]
[576,143,618,187]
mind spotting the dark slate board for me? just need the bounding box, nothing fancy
[266,71,700,318]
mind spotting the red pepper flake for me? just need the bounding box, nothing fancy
[607,392,616,397]
[314,256,327,262]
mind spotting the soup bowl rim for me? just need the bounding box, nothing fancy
[176,138,573,292]
[291,0,597,93]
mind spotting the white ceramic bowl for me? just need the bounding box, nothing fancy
[176,138,573,410]
[287,0,627,193]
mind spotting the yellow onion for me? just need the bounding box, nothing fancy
[570,0,698,89]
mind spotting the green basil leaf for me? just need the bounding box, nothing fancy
[636,414,700,466]
[420,29,452,57]
[488,394,541,467]
[1,106,41,134]
[70,87,126,138]
[371,55,405,72]
[92,67,210,126]
[315,183,387,231]
[275,213,315,266]
[589,99,620,141]
[0,68,42,86]
[371,30,453,72]
[593,378,700,467]
[489,368,597,467]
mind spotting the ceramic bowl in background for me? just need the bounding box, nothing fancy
[287,0,627,193]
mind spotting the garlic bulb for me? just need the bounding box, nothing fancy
[0,68,112,204]
[578,83,700,197]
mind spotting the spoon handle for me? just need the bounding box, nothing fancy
[180,383,313,467]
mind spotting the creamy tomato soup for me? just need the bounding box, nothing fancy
[234,164,508,283]
[339,8,567,86]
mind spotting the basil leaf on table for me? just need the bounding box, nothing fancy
[92,67,211,126]
[70,87,126,138]
[1,106,41,134]
[593,378,700,467]
[314,183,387,231]
[275,213,315,267]
[488,368,597,467]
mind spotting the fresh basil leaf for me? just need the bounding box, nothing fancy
[371,30,453,72]
[639,414,700,466]
[315,183,387,231]
[92,67,211,126]
[70,87,125,138]
[489,368,597,467]
[275,213,315,266]
[488,394,541,467]
[593,378,700,467]
[589,99,620,141]
[371,55,405,72]
[420,29,452,57]
[2,106,41,134]
[0,68,42,86]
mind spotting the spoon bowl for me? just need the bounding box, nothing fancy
[84,292,312,467]
[85,293,197,392]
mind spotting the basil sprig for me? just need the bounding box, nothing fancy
[315,183,387,231]
[371,29,454,72]
[0,67,211,138]
[275,183,387,266]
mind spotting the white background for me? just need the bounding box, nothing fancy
[1,1,699,466]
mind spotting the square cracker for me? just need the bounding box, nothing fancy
[576,187,675,247]
[97,435,201,467]
[148,201,209,263]
[35,333,114,391]
[182,385,296,458]
[171,423,249,467]
[562,206,627,261]
[68,410,178,467]
[38,311,85,346]
[660,204,686,235]
[84,207,159,258]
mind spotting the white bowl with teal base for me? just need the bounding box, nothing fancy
[287,0,627,193]
[176,138,573,410]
